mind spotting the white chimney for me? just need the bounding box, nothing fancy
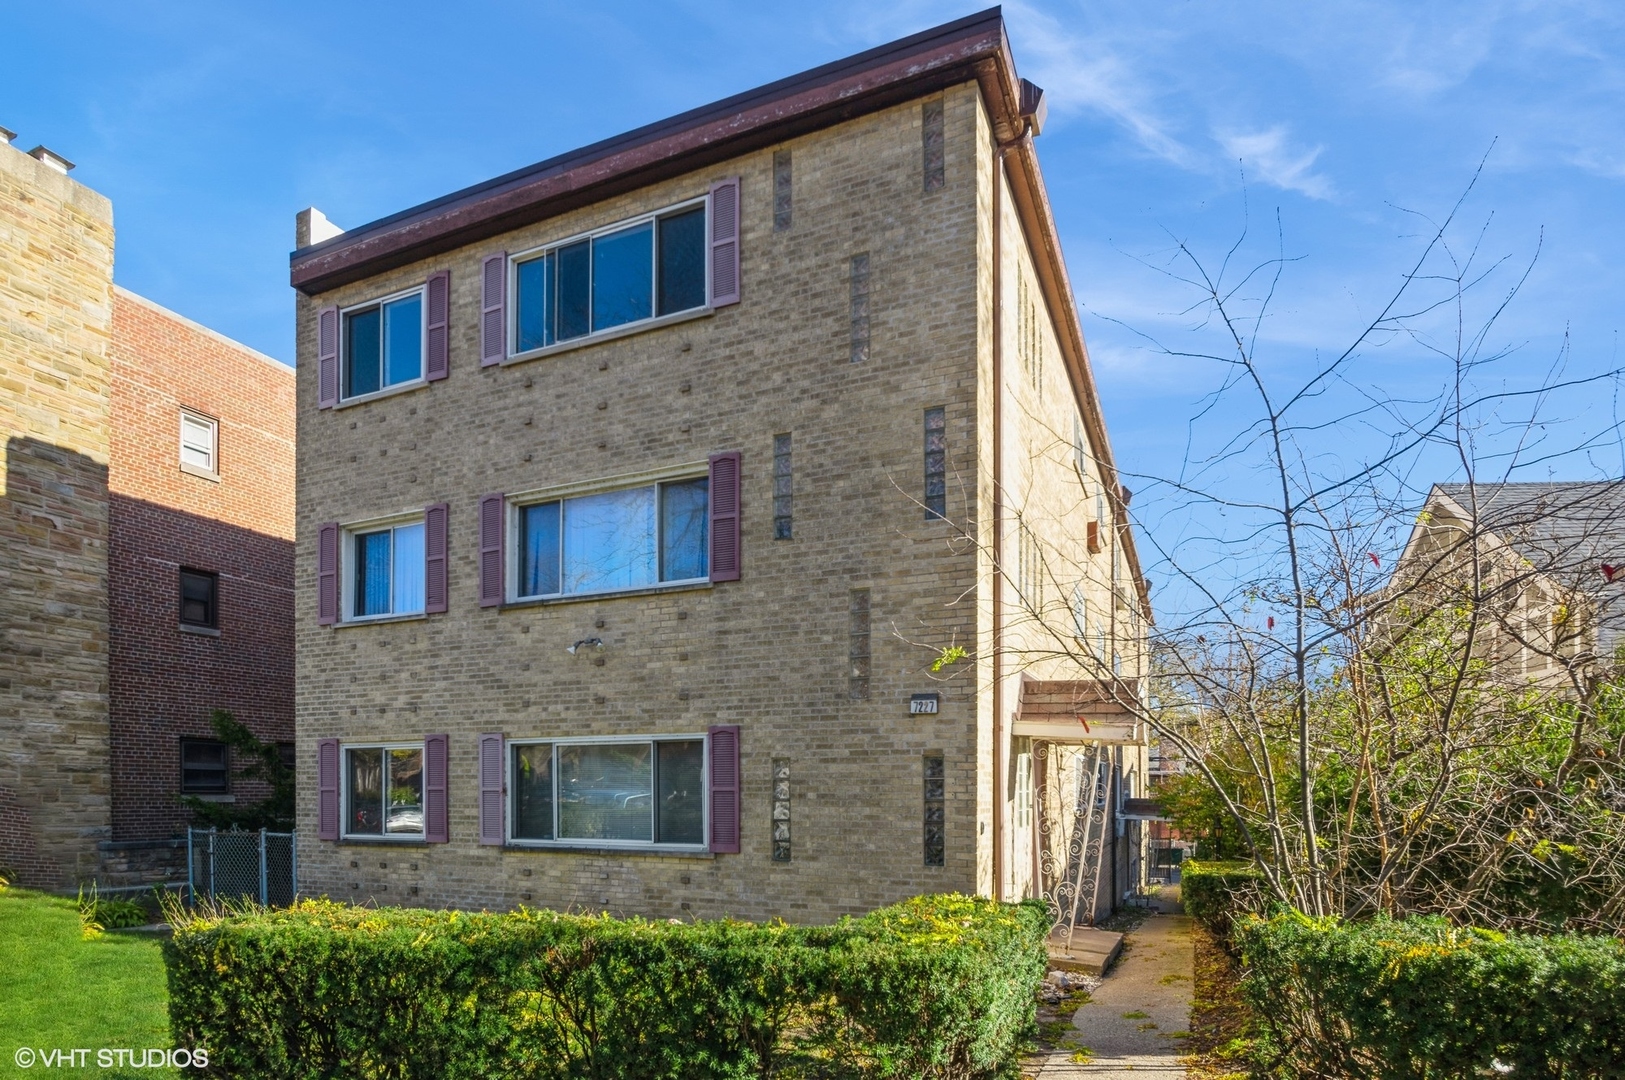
[0,126,16,146]
[296,207,345,248]
[27,145,74,173]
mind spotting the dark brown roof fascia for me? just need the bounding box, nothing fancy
[291,8,1018,296]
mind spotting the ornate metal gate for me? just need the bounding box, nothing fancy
[1036,742,1112,947]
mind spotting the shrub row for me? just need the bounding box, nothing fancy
[1236,912,1625,1078]
[165,893,1049,1080]
[1179,859,1271,944]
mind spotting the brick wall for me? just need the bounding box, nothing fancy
[294,87,989,921]
[108,289,295,849]
[0,145,114,888]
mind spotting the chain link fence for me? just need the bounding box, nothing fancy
[188,828,296,907]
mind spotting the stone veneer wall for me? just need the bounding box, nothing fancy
[0,144,115,888]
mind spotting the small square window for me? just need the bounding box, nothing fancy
[179,569,218,628]
[344,744,424,838]
[350,520,425,618]
[180,738,229,794]
[343,291,423,400]
[180,410,218,477]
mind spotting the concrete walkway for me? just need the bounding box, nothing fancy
[1033,912,1195,1078]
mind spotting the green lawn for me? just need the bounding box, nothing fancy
[0,888,177,1079]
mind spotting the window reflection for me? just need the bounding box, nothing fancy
[563,488,657,594]
[558,742,653,842]
[347,747,383,836]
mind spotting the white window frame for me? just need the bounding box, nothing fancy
[340,510,428,624]
[179,408,219,480]
[338,285,428,406]
[506,463,712,604]
[504,733,711,852]
[505,194,711,363]
[340,740,427,841]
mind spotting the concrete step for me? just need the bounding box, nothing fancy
[1046,926,1124,976]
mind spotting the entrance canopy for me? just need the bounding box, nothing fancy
[1011,678,1145,744]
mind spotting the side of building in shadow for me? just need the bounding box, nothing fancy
[0,130,294,892]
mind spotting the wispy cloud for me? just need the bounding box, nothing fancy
[1004,0,1198,168]
[1216,127,1334,199]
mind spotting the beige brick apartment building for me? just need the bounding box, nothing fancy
[290,9,1150,923]
[0,133,295,891]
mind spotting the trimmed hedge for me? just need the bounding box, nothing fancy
[1179,859,1270,943]
[165,893,1048,1080]
[1236,913,1625,1077]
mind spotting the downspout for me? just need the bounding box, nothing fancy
[990,124,1034,903]
[991,135,1006,903]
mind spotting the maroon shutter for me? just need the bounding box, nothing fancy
[424,733,449,843]
[709,725,741,853]
[709,177,740,307]
[317,306,340,408]
[317,738,340,841]
[425,271,450,381]
[709,452,741,582]
[424,502,449,613]
[481,253,506,366]
[479,494,505,607]
[317,521,339,625]
[478,732,505,846]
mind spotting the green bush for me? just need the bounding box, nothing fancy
[165,893,1048,1080]
[1236,912,1625,1078]
[1180,859,1270,943]
[89,896,151,930]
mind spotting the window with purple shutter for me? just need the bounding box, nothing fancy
[708,452,741,582]
[317,738,340,841]
[708,725,741,853]
[709,178,740,307]
[424,503,449,613]
[481,253,507,365]
[425,271,450,381]
[479,733,505,845]
[479,494,505,606]
[317,522,339,625]
[317,306,339,408]
[424,734,449,843]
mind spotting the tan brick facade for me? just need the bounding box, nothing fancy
[293,19,1150,923]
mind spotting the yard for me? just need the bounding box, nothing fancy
[0,888,178,1079]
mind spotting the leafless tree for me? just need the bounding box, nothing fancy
[904,159,1625,929]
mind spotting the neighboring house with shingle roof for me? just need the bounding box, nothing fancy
[1389,481,1625,686]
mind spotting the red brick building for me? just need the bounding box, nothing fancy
[103,288,295,881]
[0,133,294,891]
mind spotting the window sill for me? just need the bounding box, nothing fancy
[179,624,221,637]
[334,612,428,629]
[179,463,220,483]
[502,306,713,367]
[186,793,235,803]
[334,378,427,410]
[337,835,428,845]
[505,843,714,858]
[501,579,711,611]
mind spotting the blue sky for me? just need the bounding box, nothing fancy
[9,0,1625,613]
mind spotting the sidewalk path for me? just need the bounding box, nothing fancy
[1033,913,1194,1079]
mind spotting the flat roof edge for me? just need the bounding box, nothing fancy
[291,9,1015,296]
